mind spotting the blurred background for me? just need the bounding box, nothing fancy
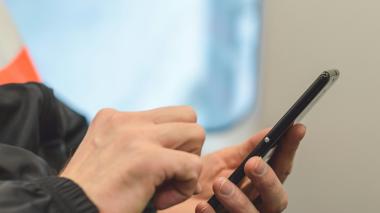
[1,0,380,212]
[3,0,261,131]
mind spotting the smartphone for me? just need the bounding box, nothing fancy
[208,70,340,211]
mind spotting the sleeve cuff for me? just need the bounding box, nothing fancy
[36,176,99,213]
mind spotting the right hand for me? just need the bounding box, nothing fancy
[160,124,306,213]
[60,106,206,213]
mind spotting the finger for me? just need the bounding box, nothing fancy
[153,150,202,210]
[216,128,271,169]
[239,128,271,157]
[245,157,288,213]
[195,202,216,213]
[154,182,202,210]
[155,123,206,155]
[268,123,306,182]
[212,177,259,213]
[145,106,198,124]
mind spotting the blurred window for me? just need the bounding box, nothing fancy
[5,0,262,131]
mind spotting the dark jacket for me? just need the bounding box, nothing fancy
[0,83,156,213]
[0,83,97,213]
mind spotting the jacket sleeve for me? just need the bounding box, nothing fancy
[0,144,98,213]
[0,83,88,171]
[0,177,98,213]
[0,83,155,213]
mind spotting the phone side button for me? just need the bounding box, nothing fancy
[264,137,270,143]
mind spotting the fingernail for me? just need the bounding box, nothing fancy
[296,123,307,131]
[298,123,306,130]
[196,202,210,213]
[198,207,207,213]
[219,177,234,196]
[253,158,267,176]
[196,203,208,213]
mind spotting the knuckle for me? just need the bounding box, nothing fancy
[94,108,117,121]
[189,155,203,176]
[110,112,132,127]
[230,190,255,212]
[91,108,119,131]
[263,175,278,189]
[237,192,251,207]
[194,125,206,143]
[183,106,197,122]
[188,125,206,154]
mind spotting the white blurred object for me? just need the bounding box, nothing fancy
[0,2,40,84]
[0,2,22,68]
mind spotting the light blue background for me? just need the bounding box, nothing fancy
[5,0,261,131]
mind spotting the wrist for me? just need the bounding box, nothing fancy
[61,171,156,213]
[36,176,98,213]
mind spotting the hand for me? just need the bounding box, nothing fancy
[60,106,206,213]
[160,124,306,213]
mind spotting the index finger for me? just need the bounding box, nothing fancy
[268,123,306,182]
[155,123,206,155]
[218,128,271,169]
[145,106,198,124]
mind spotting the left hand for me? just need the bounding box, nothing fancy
[159,124,306,213]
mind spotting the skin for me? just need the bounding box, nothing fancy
[60,105,306,213]
[160,124,306,213]
[61,106,207,213]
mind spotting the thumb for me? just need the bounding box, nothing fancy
[153,150,202,210]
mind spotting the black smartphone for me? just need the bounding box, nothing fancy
[208,70,340,211]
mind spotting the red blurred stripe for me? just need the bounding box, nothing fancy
[0,47,41,85]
